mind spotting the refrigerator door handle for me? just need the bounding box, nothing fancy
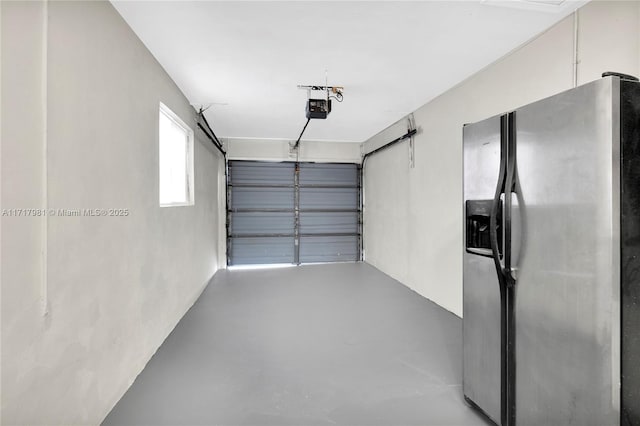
[490,112,519,288]
[508,185,524,281]
[503,112,517,287]
[490,114,509,282]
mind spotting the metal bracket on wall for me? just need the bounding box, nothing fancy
[408,114,416,169]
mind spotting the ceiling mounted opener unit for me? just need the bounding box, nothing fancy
[292,83,344,151]
[298,85,344,120]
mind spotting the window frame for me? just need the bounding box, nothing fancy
[158,102,195,207]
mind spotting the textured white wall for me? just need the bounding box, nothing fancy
[363,1,640,316]
[225,137,362,163]
[1,1,224,424]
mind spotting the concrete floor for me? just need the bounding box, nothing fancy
[103,262,489,425]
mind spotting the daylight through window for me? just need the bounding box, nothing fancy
[159,103,194,206]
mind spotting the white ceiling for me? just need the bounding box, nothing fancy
[112,1,585,143]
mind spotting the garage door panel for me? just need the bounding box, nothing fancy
[231,212,294,235]
[231,187,294,210]
[299,212,359,234]
[299,187,359,210]
[230,161,295,185]
[299,236,359,263]
[299,163,359,185]
[230,237,295,265]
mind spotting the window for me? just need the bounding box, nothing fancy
[159,102,194,206]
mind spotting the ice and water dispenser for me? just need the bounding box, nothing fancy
[465,199,502,258]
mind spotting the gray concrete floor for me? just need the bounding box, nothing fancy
[103,262,489,425]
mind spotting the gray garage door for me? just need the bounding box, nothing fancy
[227,161,361,266]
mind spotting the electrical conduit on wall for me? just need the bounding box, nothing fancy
[41,0,49,316]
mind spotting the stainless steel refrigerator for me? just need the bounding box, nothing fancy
[463,74,640,426]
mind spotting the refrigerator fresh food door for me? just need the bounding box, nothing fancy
[463,115,503,425]
[514,77,620,425]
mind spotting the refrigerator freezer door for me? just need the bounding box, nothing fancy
[463,115,503,425]
[514,78,620,425]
